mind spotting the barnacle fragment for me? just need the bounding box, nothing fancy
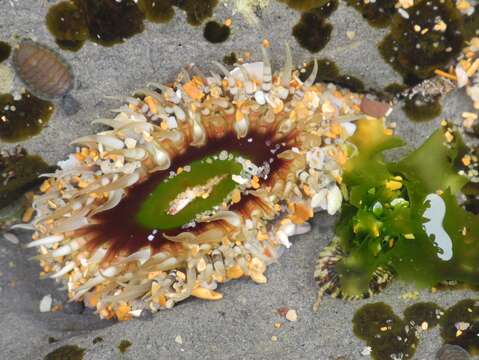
[28,45,375,320]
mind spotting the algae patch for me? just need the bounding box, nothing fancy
[0,147,51,209]
[353,300,479,360]
[353,303,418,360]
[0,91,54,142]
[292,1,338,53]
[44,345,85,360]
[46,0,219,51]
[299,58,365,92]
[204,21,231,43]
[440,299,479,356]
[378,0,464,85]
[0,41,11,63]
[118,340,132,353]
[403,95,443,122]
[345,0,395,28]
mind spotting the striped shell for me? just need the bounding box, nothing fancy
[12,40,73,99]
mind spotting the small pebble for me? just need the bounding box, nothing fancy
[39,294,53,312]
[277,307,289,317]
[271,336,278,342]
[361,346,372,356]
[360,97,392,118]
[436,344,471,360]
[285,309,298,322]
[61,94,81,116]
[346,31,356,40]
[3,232,19,245]
[139,309,154,321]
[175,335,183,345]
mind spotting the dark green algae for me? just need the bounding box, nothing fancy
[378,0,465,85]
[353,303,419,360]
[291,1,338,53]
[0,91,54,142]
[440,299,479,356]
[46,0,219,51]
[403,94,443,122]
[299,58,365,93]
[0,41,11,63]
[44,345,85,360]
[118,340,132,353]
[345,0,396,28]
[329,119,479,299]
[354,300,479,360]
[203,21,230,43]
[0,147,52,209]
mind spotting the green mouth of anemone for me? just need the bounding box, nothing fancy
[136,153,244,230]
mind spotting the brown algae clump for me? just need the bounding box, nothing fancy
[379,0,464,85]
[46,0,145,51]
[403,94,443,122]
[278,0,337,12]
[28,45,385,320]
[353,301,465,360]
[46,0,219,51]
[292,1,338,53]
[137,0,176,23]
[353,302,418,360]
[44,345,85,360]
[0,41,11,63]
[440,299,479,356]
[0,147,51,209]
[345,0,396,28]
[203,21,231,43]
[0,91,54,142]
[12,40,74,100]
[300,59,365,93]
[403,302,444,329]
[118,340,132,353]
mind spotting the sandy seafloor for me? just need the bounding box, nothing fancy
[0,1,477,359]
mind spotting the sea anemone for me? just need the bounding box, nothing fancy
[27,45,370,320]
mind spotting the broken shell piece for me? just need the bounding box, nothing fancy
[360,97,392,118]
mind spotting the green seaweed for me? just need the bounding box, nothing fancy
[332,119,479,298]
[137,154,243,230]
